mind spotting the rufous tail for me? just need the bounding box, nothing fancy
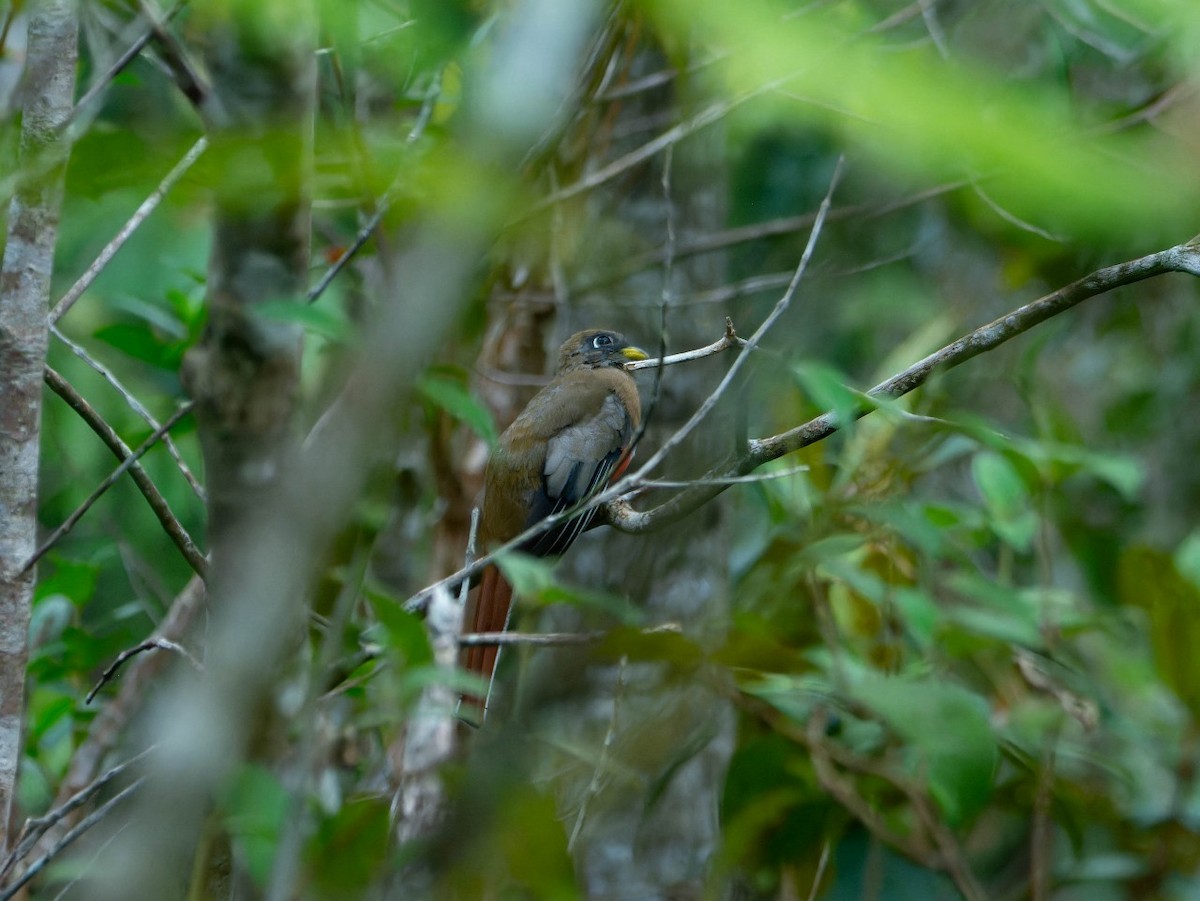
[459,564,513,720]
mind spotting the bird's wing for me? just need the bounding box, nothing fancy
[525,392,634,557]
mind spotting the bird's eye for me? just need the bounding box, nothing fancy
[592,334,613,349]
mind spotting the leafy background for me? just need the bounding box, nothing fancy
[5,0,1200,897]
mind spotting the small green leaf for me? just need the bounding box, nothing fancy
[496,553,641,624]
[972,451,1036,551]
[223,765,290,887]
[791,361,861,429]
[420,374,498,446]
[93,322,181,369]
[307,796,391,895]
[364,590,433,668]
[852,676,997,825]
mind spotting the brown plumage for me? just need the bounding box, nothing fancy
[460,329,647,719]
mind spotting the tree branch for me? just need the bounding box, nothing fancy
[605,239,1200,534]
[0,0,78,850]
[41,368,206,577]
[23,389,200,577]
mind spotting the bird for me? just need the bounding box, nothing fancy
[459,329,648,721]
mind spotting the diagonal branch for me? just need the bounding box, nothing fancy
[604,239,1200,534]
[24,382,201,576]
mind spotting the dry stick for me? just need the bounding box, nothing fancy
[0,778,143,901]
[21,399,198,576]
[41,368,206,576]
[85,639,203,704]
[607,239,1200,535]
[43,576,204,851]
[0,747,153,881]
[50,327,205,501]
[49,136,208,323]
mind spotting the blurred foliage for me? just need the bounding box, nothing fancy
[6,0,1200,897]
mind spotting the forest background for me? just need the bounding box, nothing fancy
[2,0,1200,898]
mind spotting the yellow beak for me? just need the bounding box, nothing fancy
[621,346,649,362]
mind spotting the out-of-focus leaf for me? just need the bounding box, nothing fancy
[790,361,860,432]
[307,796,390,897]
[420,371,499,446]
[34,556,99,607]
[972,450,1037,551]
[852,676,997,825]
[594,626,704,670]
[364,589,434,668]
[1119,545,1200,719]
[223,765,290,887]
[496,553,641,624]
[93,322,182,369]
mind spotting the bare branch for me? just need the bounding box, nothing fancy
[50,328,205,501]
[49,136,208,323]
[458,623,682,648]
[40,576,204,854]
[86,639,203,704]
[0,746,153,881]
[22,393,200,576]
[605,239,1200,534]
[624,317,743,372]
[0,778,143,901]
[526,79,784,218]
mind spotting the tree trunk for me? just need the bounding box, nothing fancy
[0,0,77,848]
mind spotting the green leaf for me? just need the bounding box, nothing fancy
[971,450,1037,551]
[790,361,860,431]
[1119,545,1200,719]
[851,676,997,825]
[307,796,391,896]
[222,765,290,887]
[93,322,181,370]
[419,373,498,446]
[496,553,641,624]
[364,590,434,668]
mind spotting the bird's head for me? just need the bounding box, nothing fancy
[557,330,648,372]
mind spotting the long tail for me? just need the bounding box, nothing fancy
[459,564,514,720]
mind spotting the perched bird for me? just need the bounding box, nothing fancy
[460,329,648,719]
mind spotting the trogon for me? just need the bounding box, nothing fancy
[460,329,648,719]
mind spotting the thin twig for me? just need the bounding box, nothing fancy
[525,79,787,218]
[0,747,153,880]
[623,156,845,480]
[605,239,1200,535]
[22,398,199,575]
[625,318,743,372]
[49,328,205,501]
[86,639,203,704]
[628,141,676,456]
[0,779,144,901]
[49,136,208,323]
[458,623,682,648]
[568,654,629,852]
